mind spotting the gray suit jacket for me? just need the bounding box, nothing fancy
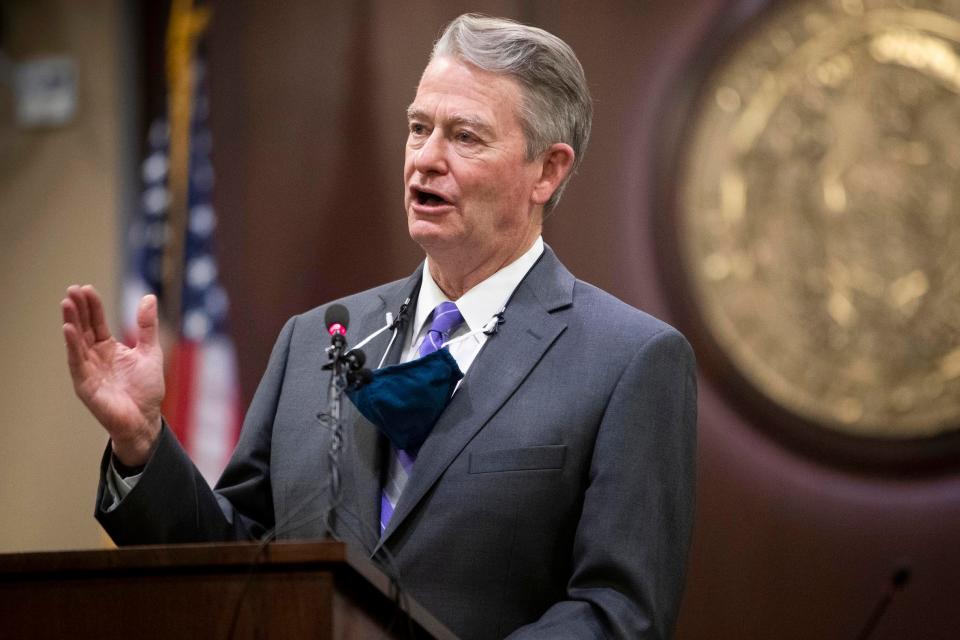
[97,246,697,639]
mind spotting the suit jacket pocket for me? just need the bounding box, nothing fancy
[468,445,567,474]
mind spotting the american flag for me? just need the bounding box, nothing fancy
[123,59,240,486]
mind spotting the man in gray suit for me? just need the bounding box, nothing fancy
[62,14,696,639]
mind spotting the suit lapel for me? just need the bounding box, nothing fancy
[376,247,575,547]
[337,269,422,553]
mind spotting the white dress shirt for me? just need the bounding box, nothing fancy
[400,235,544,370]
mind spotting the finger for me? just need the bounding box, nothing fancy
[62,295,89,355]
[68,285,93,337]
[61,297,80,329]
[136,294,159,349]
[83,284,112,342]
[62,322,85,379]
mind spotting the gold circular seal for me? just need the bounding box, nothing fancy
[678,0,960,439]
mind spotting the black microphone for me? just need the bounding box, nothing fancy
[325,304,349,344]
[322,304,370,388]
[323,304,350,366]
[348,366,373,390]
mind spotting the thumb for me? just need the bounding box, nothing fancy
[136,294,160,349]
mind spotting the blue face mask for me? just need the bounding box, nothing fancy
[346,348,464,451]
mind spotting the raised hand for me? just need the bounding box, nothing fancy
[61,285,165,466]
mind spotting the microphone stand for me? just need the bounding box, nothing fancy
[321,332,368,538]
[322,333,348,537]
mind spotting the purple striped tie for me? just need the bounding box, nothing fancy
[418,301,465,358]
[380,301,464,533]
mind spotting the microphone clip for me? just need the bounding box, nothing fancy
[483,307,506,336]
[390,297,412,331]
[323,345,366,372]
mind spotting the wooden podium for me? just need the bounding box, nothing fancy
[0,541,458,639]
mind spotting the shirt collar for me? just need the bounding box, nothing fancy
[413,236,544,337]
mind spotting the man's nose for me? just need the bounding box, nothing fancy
[414,131,448,175]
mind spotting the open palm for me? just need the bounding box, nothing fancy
[62,285,164,465]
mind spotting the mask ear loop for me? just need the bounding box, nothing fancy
[378,320,400,369]
[439,306,505,350]
[433,308,504,394]
[344,317,400,371]
[351,316,393,353]
[362,302,504,370]
[346,297,413,370]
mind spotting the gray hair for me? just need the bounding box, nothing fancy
[431,13,592,215]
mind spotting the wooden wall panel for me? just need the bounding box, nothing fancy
[199,2,960,638]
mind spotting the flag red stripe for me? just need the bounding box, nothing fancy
[164,341,197,449]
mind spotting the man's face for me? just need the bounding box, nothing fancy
[404,57,543,265]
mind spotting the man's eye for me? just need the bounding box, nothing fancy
[409,123,428,136]
[455,131,477,144]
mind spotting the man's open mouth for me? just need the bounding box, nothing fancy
[413,188,452,207]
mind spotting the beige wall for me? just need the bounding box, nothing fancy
[0,0,124,551]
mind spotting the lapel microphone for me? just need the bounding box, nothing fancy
[484,307,506,335]
[392,297,412,330]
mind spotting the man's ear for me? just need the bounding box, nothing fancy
[531,143,576,206]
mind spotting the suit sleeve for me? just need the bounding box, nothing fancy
[95,316,298,545]
[506,328,698,639]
